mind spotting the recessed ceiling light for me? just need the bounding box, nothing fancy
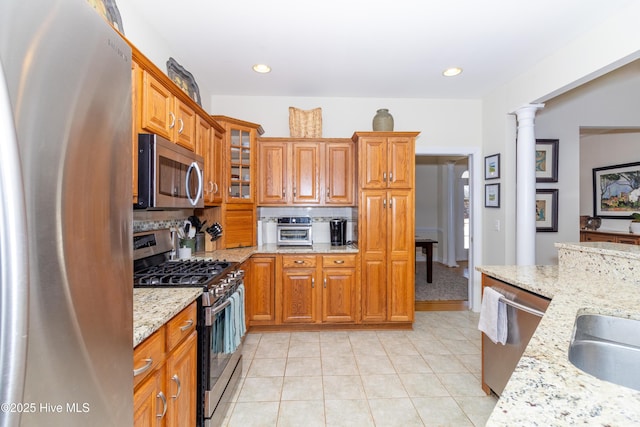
[442,67,463,77]
[252,64,271,73]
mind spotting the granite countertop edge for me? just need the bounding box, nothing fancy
[133,288,202,347]
[477,264,640,426]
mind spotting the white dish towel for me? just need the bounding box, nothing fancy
[478,287,508,345]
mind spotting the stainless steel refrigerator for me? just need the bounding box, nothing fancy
[0,0,133,425]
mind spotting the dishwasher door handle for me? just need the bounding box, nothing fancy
[499,296,545,318]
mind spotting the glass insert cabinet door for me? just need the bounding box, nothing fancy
[229,129,251,201]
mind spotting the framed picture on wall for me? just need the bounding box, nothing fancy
[484,154,500,180]
[593,161,640,218]
[536,139,559,182]
[485,183,500,208]
[536,189,558,232]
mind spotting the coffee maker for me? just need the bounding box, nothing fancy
[329,218,347,246]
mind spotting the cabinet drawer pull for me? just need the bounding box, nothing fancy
[133,358,153,377]
[383,172,387,182]
[323,278,327,288]
[171,374,182,399]
[389,172,393,181]
[169,112,176,129]
[294,260,305,264]
[333,260,345,264]
[326,187,330,198]
[157,391,167,419]
[177,118,184,134]
[383,199,386,208]
[311,278,315,288]
[293,187,297,197]
[179,319,194,332]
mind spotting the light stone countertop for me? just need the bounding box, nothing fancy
[477,254,640,425]
[133,288,202,347]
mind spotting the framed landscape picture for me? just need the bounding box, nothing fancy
[484,154,500,180]
[485,183,500,208]
[593,161,640,218]
[536,189,558,232]
[535,139,558,182]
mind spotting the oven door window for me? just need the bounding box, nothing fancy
[209,306,231,388]
[279,228,310,241]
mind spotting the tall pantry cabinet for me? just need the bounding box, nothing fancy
[353,132,418,323]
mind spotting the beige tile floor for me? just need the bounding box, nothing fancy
[223,311,498,427]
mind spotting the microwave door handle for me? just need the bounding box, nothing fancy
[185,161,203,206]
[0,61,29,423]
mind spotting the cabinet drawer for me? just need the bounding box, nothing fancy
[282,255,317,268]
[166,301,197,351]
[322,254,357,268]
[133,328,165,388]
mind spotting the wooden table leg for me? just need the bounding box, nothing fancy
[426,242,433,283]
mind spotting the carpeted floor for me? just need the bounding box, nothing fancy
[415,262,468,301]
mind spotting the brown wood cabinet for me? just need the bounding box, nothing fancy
[280,255,318,324]
[257,138,355,206]
[139,70,197,152]
[246,256,276,326]
[196,116,225,205]
[211,116,264,204]
[133,302,198,427]
[273,254,358,325]
[354,132,418,324]
[321,254,358,323]
[580,230,640,245]
[355,132,414,189]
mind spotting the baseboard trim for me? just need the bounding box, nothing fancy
[415,300,468,311]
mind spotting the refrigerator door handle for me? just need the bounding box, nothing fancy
[0,60,30,426]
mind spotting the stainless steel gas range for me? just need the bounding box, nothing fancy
[133,228,245,427]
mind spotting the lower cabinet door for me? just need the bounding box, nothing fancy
[165,331,197,427]
[134,367,165,427]
[322,268,357,323]
[281,268,318,323]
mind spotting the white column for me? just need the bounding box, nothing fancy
[515,104,544,265]
[446,161,459,267]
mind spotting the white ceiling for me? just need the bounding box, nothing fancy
[125,0,634,99]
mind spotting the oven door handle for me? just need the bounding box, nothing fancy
[205,299,232,326]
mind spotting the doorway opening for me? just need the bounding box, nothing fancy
[414,155,472,311]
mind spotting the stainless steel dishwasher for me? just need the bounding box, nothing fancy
[481,276,550,396]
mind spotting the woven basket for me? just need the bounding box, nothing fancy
[289,107,322,137]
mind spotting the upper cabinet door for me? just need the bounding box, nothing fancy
[387,137,414,189]
[325,142,354,205]
[360,137,387,189]
[140,71,173,140]
[173,98,196,152]
[292,142,320,204]
[258,141,288,205]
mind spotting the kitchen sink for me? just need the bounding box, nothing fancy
[568,314,640,391]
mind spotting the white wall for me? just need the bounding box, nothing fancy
[533,61,640,264]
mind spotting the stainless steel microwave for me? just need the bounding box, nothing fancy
[135,134,204,210]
